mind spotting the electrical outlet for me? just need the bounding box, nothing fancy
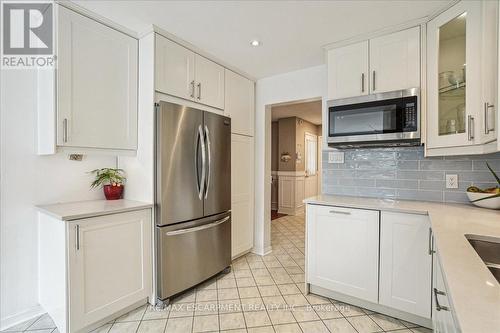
[328,151,344,164]
[446,174,459,189]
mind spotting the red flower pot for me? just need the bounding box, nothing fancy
[103,185,124,200]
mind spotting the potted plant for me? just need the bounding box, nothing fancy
[466,162,500,209]
[90,168,126,200]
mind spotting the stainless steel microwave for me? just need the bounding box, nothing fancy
[327,88,420,148]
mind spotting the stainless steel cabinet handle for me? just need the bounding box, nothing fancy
[165,216,230,236]
[76,224,80,250]
[484,102,495,134]
[197,83,202,100]
[204,125,211,199]
[372,71,376,91]
[433,288,450,311]
[63,118,68,143]
[428,228,435,255]
[329,210,351,215]
[361,73,365,93]
[468,115,475,141]
[196,125,206,200]
[190,80,195,98]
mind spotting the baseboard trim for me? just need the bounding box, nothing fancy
[251,245,272,256]
[0,305,44,331]
[278,205,304,216]
[309,284,432,329]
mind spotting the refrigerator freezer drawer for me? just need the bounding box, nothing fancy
[156,212,231,300]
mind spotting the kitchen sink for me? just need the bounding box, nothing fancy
[466,234,500,283]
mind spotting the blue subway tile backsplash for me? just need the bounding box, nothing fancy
[322,146,500,203]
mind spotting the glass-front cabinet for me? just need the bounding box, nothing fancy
[426,0,498,154]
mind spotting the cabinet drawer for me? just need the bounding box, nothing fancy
[313,204,378,220]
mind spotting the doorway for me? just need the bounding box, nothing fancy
[269,99,322,220]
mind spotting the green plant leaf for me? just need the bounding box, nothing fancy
[486,162,500,185]
[88,168,126,189]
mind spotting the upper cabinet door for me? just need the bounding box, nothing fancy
[327,41,369,100]
[195,55,225,109]
[155,34,195,101]
[57,6,138,150]
[479,0,498,144]
[369,27,420,94]
[427,1,482,149]
[225,70,255,136]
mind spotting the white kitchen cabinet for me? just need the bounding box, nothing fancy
[328,41,369,100]
[195,54,225,109]
[432,251,460,333]
[328,26,420,100]
[39,207,152,333]
[426,0,498,154]
[306,205,380,303]
[57,5,138,151]
[369,27,420,94]
[155,34,225,110]
[379,212,432,318]
[155,34,195,101]
[225,70,255,136]
[231,134,254,257]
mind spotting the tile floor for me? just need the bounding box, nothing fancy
[2,214,433,333]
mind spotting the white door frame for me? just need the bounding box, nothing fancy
[253,64,327,256]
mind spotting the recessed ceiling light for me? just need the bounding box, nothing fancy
[250,40,261,47]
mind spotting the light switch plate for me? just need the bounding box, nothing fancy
[446,174,459,189]
[328,151,344,164]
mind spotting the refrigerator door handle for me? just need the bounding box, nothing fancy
[165,216,230,236]
[196,125,206,200]
[204,125,211,199]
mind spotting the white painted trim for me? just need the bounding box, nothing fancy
[0,305,44,331]
[56,146,137,156]
[309,285,432,329]
[154,92,224,116]
[276,171,306,177]
[145,26,256,82]
[322,1,458,51]
[55,1,139,38]
[425,141,498,156]
[252,245,273,257]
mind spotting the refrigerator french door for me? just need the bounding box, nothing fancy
[155,101,231,303]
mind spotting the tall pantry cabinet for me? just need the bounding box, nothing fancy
[225,70,256,258]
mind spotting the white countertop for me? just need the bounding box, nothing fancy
[37,199,153,221]
[304,195,500,333]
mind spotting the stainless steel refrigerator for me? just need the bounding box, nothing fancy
[155,101,231,304]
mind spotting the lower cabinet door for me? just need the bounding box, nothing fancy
[67,209,152,332]
[432,252,459,333]
[379,212,432,318]
[307,205,380,303]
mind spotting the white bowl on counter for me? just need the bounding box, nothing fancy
[466,192,500,210]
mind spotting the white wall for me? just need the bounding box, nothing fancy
[254,64,327,255]
[0,70,116,329]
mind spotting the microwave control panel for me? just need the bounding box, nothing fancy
[403,102,417,131]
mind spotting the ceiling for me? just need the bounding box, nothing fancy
[73,0,451,79]
[272,100,322,125]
